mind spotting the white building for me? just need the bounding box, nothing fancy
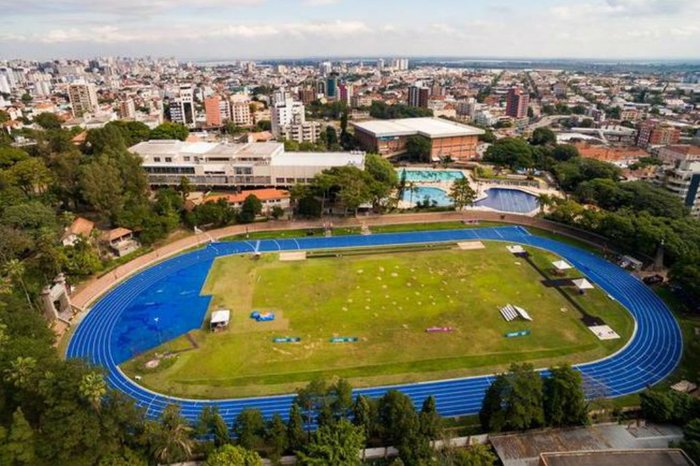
[655,160,700,218]
[271,97,320,143]
[68,82,99,117]
[130,140,365,188]
[169,84,195,127]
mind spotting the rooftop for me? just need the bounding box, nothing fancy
[352,117,485,139]
[270,151,365,167]
[540,449,695,466]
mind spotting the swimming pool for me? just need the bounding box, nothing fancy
[401,186,453,207]
[474,188,539,213]
[398,169,465,183]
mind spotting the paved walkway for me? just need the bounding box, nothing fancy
[69,211,612,310]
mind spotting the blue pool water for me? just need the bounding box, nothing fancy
[398,169,465,183]
[402,186,453,207]
[474,188,539,213]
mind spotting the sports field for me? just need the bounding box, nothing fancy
[122,242,633,398]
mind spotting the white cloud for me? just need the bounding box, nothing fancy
[302,0,340,5]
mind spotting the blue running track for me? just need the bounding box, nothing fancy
[66,226,682,424]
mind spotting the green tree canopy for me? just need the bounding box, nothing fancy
[296,419,365,466]
[205,444,263,466]
[150,122,189,141]
[530,128,557,146]
[483,138,534,170]
[543,365,588,427]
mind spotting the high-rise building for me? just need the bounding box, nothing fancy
[456,98,477,119]
[655,159,700,218]
[408,82,430,109]
[169,84,195,127]
[390,58,409,71]
[505,87,530,119]
[118,98,136,119]
[298,87,316,105]
[319,61,332,76]
[68,82,99,117]
[326,73,339,99]
[230,95,253,126]
[376,59,385,72]
[204,95,230,127]
[271,98,320,143]
[338,83,353,105]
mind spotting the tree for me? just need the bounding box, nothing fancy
[405,135,432,162]
[530,128,556,146]
[364,154,398,210]
[198,406,231,447]
[238,195,263,224]
[233,408,265,450]
[6,157,53,195]
[205,444,263,466]
[479,363,544,432]
[265,414,289,463]
[552,144,579,162]
[437,443,497,466]
[483,138,533,170]
[34,112,63,130]
[419,396,442,439]
[543,365,588,427]
[325,126,339,149]
[1,260,32,308]
[378,390,431,463]
[669,261,700,305]
[97,449,148,466]
[0,408,36,466]
[150,122,189,141]
[296,419,365,466]
[450,178,476,210]
[144,404,194,464]
[352,395,374,443]
[287,403,307,451]
[79,371,107,411]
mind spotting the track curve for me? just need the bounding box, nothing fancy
[66,226,682,423]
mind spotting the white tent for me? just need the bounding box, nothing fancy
[552,260,572,271]
[210,309,231,330]
[572,278,594,290]
[506,245,526,254]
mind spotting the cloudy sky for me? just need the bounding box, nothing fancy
[1,0,699,60]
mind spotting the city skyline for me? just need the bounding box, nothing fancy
[2,0,700,61]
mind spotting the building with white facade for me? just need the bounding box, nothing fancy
[169,84,195,127]
[130,140,364,188]
[656,159,700,218]
[271,97,320,143]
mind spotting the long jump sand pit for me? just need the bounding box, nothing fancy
[457,241,485,250]
[279,251,307,261]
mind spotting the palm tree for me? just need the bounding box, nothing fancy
[407,181,418,205]
[2,259,32,308]
[147,405,195,464]
[79,372,107,411]
[538,193,554,215]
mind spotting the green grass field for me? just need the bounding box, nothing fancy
[122,242,633,398]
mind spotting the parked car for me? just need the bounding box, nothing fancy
[643,274,664,285]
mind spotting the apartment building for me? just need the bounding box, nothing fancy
[656,159,700,218]
[169,84,195,127]
[68,82,99,117]
[505,87,530,119]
